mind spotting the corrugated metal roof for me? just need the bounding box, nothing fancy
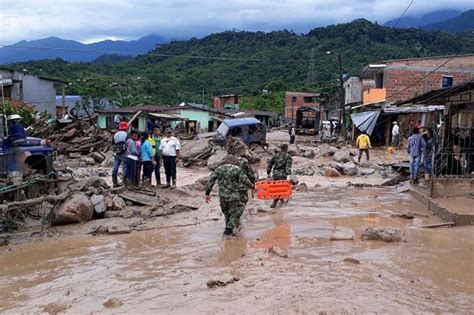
[351,111,380,136]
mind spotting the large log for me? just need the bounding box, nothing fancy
[0,192,70,218]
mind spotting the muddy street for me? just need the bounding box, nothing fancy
[1,186,473,314]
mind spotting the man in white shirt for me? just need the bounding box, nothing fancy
[392,121,400,146]
[160,128,181,188]
[289,122,296,144]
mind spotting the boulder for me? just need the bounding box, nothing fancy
[302,149,315,159]
[287,144,300,157]
[181,139,211,161]
[226,137,257,162]
[319,144,337,157]
[328,161,344,172]
[111,195,126,210]
[333,148,353,163]
[79,157,96,165]
[90,194,107,215]
[360,168,375,176]
[89,152,105,163]
[207,150,227,170]
[342,162,358,176]
[69,152,82,159]
[293,167,315,176]
[322,167,341,177]
[361,227,406,242]
[330,230,355,241]
[53,193,94,225]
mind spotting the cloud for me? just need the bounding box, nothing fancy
[0,0,472,44]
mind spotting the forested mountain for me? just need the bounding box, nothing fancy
[4,19,474,113]
[423,10,474,33]
[384,9,461,29]
[0,35,167,63]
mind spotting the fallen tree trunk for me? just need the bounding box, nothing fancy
[0,192,70,218]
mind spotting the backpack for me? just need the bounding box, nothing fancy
[114,141,127,154]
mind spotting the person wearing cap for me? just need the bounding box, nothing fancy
[267,144,293,208]
[392,121,400,146]
[160,128,181,188]
[112,121,129,187]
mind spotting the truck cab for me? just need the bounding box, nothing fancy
[0,115,54,179]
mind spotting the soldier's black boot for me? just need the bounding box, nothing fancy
[112,175,119,188]
[270,199,278,208]
[223,227,233,236]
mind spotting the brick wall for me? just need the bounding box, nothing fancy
[284,92,320,119]
[384,55,474,102]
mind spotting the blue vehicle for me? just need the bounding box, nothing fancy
[213,118,267,146]
[0,115,54,180]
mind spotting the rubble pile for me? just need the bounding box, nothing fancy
[29,115,112,159]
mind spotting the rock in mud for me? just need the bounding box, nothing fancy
[103,297,123,308]
[107,225,131,235]
[79,156,96,165]
[207,277,240,288]
[361,227,406,242]
[0,236,9,246]
[328,161,344,171]
[319,144,337,157]
[343,257,361,265]
[68,152,82,159]
[360,168,375,175]
[342,162,358,176]
[391,213,415,219]
[207,150,227,170]
[287,144,300,157]
[293,167,315,176]
[42,303,69,315]
[302,149,315,159]
[89,152,105,163]
[322,167,341,177]
[111,195,126,210]
[53,193,94,225]
[90,194,107,215]
[333,148,353,163]
[295,182,308,192]
[330,230,354,241]
[267,246,288,258]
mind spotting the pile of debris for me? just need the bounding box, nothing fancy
[29,115,112,159]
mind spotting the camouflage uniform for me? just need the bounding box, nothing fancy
[267,152,292,180]
[205,164,254,232]
[237,157,256,205]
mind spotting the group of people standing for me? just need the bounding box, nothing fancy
[112,121,181,189]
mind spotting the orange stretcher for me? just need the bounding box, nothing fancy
[255,180,292,200]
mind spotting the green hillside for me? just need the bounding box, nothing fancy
[5,19,474,113]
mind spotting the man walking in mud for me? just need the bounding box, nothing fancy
[205,154,254,236]
[267,144,292,208]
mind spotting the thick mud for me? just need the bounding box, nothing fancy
[1,187,473,313]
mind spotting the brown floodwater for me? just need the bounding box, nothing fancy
[0,187,473,314]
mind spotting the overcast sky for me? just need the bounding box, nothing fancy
[0,0,472,44]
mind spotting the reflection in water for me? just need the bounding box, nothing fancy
[251,210,291,250]
[217,237,248,265]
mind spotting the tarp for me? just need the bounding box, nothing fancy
[350,111,380,136]
[148,112,185,120]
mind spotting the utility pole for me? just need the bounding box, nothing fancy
[306,48,316,87]
[201,87,205,105]
[338,54,346,141]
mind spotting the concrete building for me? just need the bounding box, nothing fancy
[360,54,474,106]
[0,67,67,116]
[284,91,321,120]
[212,94,239,109]
[343,76,363,106]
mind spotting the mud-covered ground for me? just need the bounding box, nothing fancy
[0,134,473,313]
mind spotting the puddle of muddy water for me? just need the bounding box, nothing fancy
[0,187,473,314]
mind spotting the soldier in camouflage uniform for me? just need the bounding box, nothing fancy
[205,155,254,236]
[237,156,256,206]
[267,144,293,208]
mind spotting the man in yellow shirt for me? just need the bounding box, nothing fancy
[356,131,371,163]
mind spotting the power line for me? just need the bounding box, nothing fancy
[393,0,415,28]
